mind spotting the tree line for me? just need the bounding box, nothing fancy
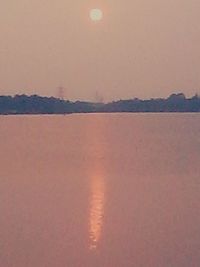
[0,93,200,114]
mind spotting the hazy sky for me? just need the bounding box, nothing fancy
[0,0,200,101]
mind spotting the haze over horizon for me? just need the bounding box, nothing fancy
[0,0,200,101]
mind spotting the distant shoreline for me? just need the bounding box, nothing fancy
[1,93,200,114]
[1,111,200,116]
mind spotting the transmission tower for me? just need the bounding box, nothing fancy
[95,91,104,103]
[57,86,65,100]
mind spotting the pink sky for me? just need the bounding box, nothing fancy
[0,0,200,101]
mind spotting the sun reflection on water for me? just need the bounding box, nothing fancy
[89,174,105,250]
[86,115,107,251]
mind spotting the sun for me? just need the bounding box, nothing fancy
[90,9,103,21]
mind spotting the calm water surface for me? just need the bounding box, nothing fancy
[1,114,200,267]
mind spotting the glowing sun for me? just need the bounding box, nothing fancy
[90,9,103,21]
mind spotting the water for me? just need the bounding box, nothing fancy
[0,114,200,267]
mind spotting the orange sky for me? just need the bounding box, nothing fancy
[0,0,200,101]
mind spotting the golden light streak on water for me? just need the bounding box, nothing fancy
[85,115,107,250]
[89,173,105,250]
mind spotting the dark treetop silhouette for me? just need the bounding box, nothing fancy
[0,93,200,114]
